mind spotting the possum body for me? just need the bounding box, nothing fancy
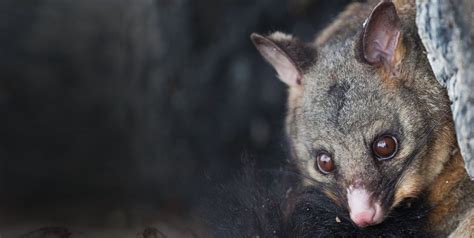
[251,0,474,236]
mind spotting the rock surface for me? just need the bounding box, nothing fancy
[416,0,474,179]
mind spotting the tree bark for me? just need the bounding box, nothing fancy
[416,0,474,179]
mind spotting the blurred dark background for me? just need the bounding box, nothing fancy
[0,0,356,230]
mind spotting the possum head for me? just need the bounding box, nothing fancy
[252,1,454,228]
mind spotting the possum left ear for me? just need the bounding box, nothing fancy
[362,1,402,76]
[251,32,316,87]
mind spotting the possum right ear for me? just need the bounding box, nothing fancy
[251,32,316,87]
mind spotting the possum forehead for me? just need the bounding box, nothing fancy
[296,82,402,162]
[300,58,399,138]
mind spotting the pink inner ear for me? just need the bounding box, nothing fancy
[251,33,301,87]
[365,30,400,65]
[259,46,300,86]
[362,1,401,70]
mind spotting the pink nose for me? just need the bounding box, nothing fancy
[350,209,376,227]
[347,187,384,228]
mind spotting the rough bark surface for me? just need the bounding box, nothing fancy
[416,0,474,179]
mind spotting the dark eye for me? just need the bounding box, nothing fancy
[372,135,399,160]
[315,152,335,174]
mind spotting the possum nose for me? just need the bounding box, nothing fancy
[351,209,376,227]
[347,187,383,228]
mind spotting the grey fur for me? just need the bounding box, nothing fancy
[253,0,474,236]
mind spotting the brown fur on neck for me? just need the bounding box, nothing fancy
[426,149,468,234]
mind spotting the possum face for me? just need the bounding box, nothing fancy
[252,1,453,228]
[292,59,429,228]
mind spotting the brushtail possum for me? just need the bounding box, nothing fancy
[252,0,473,236]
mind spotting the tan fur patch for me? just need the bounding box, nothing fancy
[427,152,467,229]
[392,174,423,208]
[393,0,415,13]
[393,123,455,208]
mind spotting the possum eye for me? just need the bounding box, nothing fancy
[315,152,335,174]
[372,135,398,160]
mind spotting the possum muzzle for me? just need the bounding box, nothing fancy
[347,184,384,228]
